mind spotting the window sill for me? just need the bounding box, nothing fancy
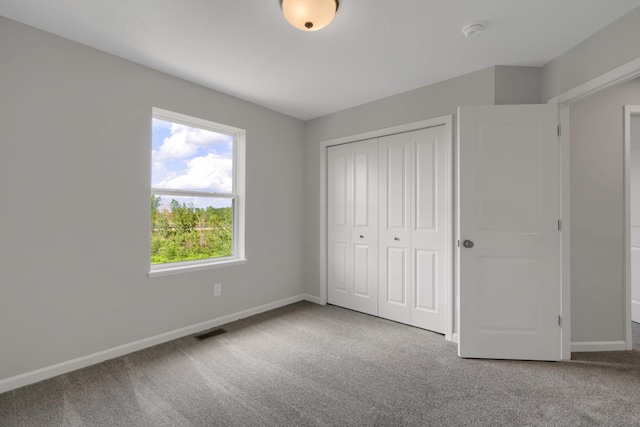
[148,258,247,278]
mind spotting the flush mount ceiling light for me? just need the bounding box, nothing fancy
[280,0,339,31]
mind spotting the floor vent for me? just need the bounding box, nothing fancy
[194,328,227,341]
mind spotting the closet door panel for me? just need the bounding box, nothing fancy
[415,135,436,231]
[415,249,437,310]
[411,126,448,333]
[353,244,371,296]
[350,139,379,315]
[385,247,409,304]
[327,144,351,308]
[379,133,411,324]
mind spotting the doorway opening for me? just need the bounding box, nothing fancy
[626,105,640,349]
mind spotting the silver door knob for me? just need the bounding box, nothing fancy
[463,240,474,248]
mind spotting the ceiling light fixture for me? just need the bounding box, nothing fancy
[280,0,339,32]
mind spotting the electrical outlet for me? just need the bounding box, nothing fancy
[213,283,222,297]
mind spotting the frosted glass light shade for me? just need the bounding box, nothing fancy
[281,0,339,31]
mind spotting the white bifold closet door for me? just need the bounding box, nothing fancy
[327,125,449,334]
[327,138,379,316]
[379,126,449,333]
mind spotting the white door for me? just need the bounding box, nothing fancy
[327,139,379,315]
[350,139,379,315]
[379,132,412,324]
[630,113,640,323]
[410,126,449,333]
[378,126,450,332]
[327,144,351,309]
[458,105,562,361]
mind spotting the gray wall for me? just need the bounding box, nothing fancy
[569,78,640,343]
[494,66,541,105]
[541,6,640,101]
[0,17,306,380]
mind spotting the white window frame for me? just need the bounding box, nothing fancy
[148,108,246,278]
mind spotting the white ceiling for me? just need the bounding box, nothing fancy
[1,0,640,120]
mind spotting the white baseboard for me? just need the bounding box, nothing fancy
[301,293,323,305]
[571,340,628,352]
[0,294,317,394]
[446,336,625,353]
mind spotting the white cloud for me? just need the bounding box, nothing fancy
[156,153,232,193]
[155,123,231,161]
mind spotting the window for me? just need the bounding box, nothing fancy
[149,108,245,277]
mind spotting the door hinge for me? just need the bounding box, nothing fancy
[557,125,561,137]
[457,239,460,248]
[558,220,561,231]
[558,315,562,326]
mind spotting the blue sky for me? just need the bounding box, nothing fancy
[152,118,234,209]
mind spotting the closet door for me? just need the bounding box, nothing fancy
[350,139,379,315]
[379,132,412,324]
[327,144,351,308]
[410,126,449,333]
[327,139,379,315]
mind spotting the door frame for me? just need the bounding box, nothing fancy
[548,56,640,354]
[625,105,640,342]
[319,114,454,340]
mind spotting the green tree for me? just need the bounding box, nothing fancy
[151,195,161,231]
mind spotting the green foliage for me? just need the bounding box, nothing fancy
[150,195,161,232]
[150,196,232,264]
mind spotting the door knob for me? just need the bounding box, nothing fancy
[394,237,400,241]
[359,235,364,238]
[463,240,474,248]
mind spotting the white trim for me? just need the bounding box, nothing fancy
[559,106,572,360]
[571,341,627,352]
[455,112,461,348]
[624,105,640,350]
[319,115,455,341]
[235,131,246,267]
[320,118,451,148]
[319,142,328,306]
[0,294,317,394]
[443,117,454,341]
[547,57,640,106]
[151,188,234,199]
[148,258,248,278]
[152,107,245,137]
[302,293,323,305]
